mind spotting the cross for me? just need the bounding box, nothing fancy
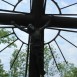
[0,0,77,77]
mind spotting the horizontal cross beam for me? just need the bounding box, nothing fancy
[42,15,77,28]
[0,13,33,26]
[0,13,77,28]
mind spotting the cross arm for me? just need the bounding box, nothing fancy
[0,13,33,26]
[42,15,77,28]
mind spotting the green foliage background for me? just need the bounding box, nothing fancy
[0,28,77,77]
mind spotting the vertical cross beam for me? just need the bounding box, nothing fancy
[29,0,45,77]
[29,30,44,77]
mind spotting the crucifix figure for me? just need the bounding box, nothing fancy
[0,0,77,77]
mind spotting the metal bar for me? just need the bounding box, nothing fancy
[0,9,28,14]
[43,0,47,13]
[12,28,28,45]
[31,0,44,15]
[29,0,45,77]
[0,13,33,26]
[29,30,44,77]
[13,1,22,11]
[31,0,45,28]
[44,30,60,45]
[59,35,77,48]
[52,0,61,14]
[48,44,60,72]
[25,35,30,77]
[0,26,15,28]
[0,25,26,29]
[40,20,51,30]
[46,14,77,15]
[54,40,67,64]
[47,27,77,33]
[2,0,14,6]
[42,15,77,28]
[61,2,77,9]
[10,43,23,69]
[11,21,28,33]
[0,32,13,38]
[30,0,32,12]
[0,39,17,52]
[0,13,77,28]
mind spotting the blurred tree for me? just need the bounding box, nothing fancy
[0,28,17,47]
[58,62,77,77]
[0,28,17,76]
[10,49,27,77]
[1,29,77,77]
[10,45,58,77]
[0,59,9,77]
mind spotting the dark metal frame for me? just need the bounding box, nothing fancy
[0,0,77,77]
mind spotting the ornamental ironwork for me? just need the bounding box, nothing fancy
[0,0,77,77]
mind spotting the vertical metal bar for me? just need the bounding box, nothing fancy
[48,44,60,72]
[55,40,67,64]
[29,30,44,77]
[25,35,30,77]
[10,43,23,69]
[31,0,45,28]
[43,0,47,13]
[29,0,45,77]
[31,0,44,15]
[30,0,32,12]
